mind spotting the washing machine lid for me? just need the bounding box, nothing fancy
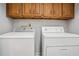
[43,32,79,38]
[0,32,35,38]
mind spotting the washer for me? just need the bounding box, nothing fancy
[42,26,79,56]
[0,32,35,56]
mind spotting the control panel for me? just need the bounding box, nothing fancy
[42,26,64,33]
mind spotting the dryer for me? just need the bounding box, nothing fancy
[42,26,79,56]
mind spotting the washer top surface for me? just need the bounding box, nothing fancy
[42,26,79,38]
[0,32,35,38]
[43,32,79,38]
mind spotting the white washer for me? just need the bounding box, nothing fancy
[42,26,79,56]
[0,32,35,56]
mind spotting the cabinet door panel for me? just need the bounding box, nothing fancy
[6,3,22,18]
[31,3,37,18]
[43,3,53,18]
[35,3,43,18]
[23,3,43,18]
[31,3,43,18]
[62,3,74,18]
[53,3,62,18]
[23,3,32,18]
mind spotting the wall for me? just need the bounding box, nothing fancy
[68,3,79,34]
[13,19,68,54]
[0,3,12,34]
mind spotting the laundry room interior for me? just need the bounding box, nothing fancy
[0,3,79,56]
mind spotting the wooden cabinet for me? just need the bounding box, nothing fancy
[30,4,36,18]
[43,3,74,19]
[43,3,62,19]
[23,3,32,18]
[43,3,53,18]
[6,3,74,20]
[22,3,43,18]
[53,3,62,19]
[6,3,23,18]
[32,3,43,18]
[62,3,74,19]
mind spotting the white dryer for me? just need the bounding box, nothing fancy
[0,32,35,56]
[42,26,79,56]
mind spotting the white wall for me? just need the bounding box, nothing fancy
[13,19,68,54]
[69,3,79,34]
[0,3,12,34]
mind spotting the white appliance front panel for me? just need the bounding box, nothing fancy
[42,37,79,56]
[0,38,34,56]
[45,38,79,46]
[47,46,79,56]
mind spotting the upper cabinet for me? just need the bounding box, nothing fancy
[43,3,53,18]
[6,3,23,18]
[62,3,74,19]
[33,4,43,18]
[23,3,43,18]
[6,3,74,20]
[53,3,62,19]
[22,3,32,18]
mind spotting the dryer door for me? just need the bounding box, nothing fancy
[47,46,79,56]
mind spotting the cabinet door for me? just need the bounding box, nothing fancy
[35,3,43,18]
[53,3,62,19]
[30,3,43,18]
[62,3,74,19]
[23,3,32,18]
[23,3,43,19]
[6,3,22,18]
[30,3,36,18]
[43,3,53,18]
